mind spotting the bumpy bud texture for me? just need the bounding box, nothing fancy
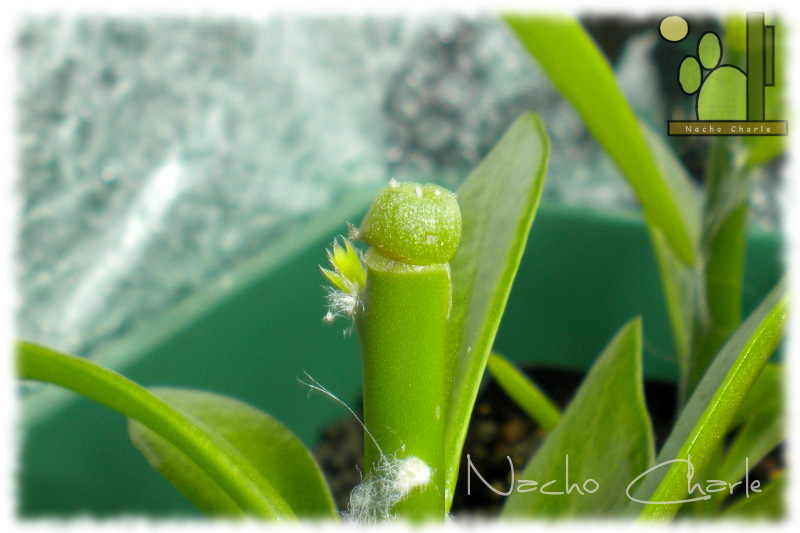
[360,180,462,266]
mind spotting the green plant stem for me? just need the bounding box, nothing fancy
[487,353,561,431]
[357,248,449,520]
[16,341,294,520]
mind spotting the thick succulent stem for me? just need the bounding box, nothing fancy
[358,251,450,519]
[354,180,461,521]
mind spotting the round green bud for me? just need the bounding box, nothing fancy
[360,180,462,266]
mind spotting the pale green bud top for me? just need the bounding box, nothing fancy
[360,180,462,266]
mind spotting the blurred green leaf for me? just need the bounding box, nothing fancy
[722,475,785,519]
[443,113,549,511]
[504,15,697,266]
[629,279,788,521]
[731,363,782,428]
[501,318,654,518]
[639,120,701,369]
[686,138,751,399]
[130,388,337,519]
[683,363,783,517]
[717,404,782,487]
[650,228,695,372]
[716,364,783,486]
[487,353,561,432]
[16,341,294,519]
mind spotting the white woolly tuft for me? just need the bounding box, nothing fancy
[392,456,431,494]
[346,454,432,525]
[323,282,362,336]
[324,286,360,319]
[346,221,361,241]
[300,374,433,523]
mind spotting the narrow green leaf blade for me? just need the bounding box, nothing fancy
[130,388,337,519]
[638,120,702,374]
[444,113,549,510]
[638,120,702,241]
[504,15,697,265]
[629,279,788,521]
[650,227,695,373]
[16,341,293,519]
[687,138,752,398]
[731,363,782,428]
[487,353,561,432]
[501,318,654,517]
[716,364,783,485]
[684,363,783,516]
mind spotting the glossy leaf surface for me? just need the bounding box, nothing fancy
[443,113,549,510]
[129,388,337,519]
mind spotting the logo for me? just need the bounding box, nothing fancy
[661,13,787,136]
[465,453,762,504]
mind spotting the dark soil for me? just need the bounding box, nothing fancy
[313,365,782,517]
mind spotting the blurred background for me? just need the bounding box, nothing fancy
[15,14,784,517]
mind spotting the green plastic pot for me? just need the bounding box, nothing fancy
[18,201,783,517]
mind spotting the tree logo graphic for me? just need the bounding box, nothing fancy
[662,13,787,136]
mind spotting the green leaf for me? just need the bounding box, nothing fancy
[501,318,654,518]
[638,120,701,370]
[628,279,788,521]
[504,15,697,266]
[443,113,549,511]
[638,120,702,241]
[129,388,337,519]
[717,404,782,487]
[682,363,783,517]
[650,228,695,372]
[686,138,752,399]
[731,363,782,428]
[721,476,785,519]
[716,364,783,486]
[16,341,294,520]
[487,353,561,432]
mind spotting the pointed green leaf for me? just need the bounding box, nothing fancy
[504,15,697,266]
[129,388,336,519]
[487,353,561,432]
[501,318,654,518]
[628,279,788,521]
[443,113,549,510]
